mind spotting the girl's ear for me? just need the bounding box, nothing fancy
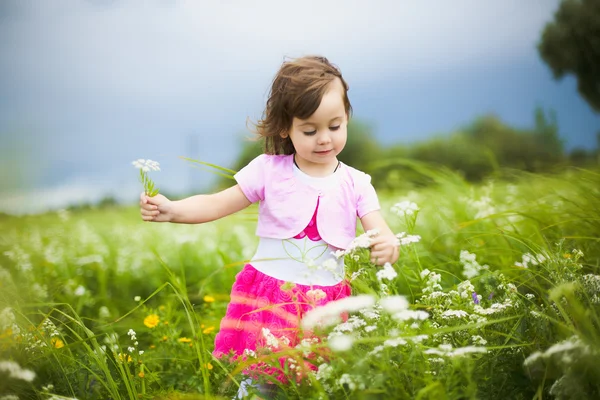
[280,130,289,139]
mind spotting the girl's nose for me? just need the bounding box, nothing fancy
[317,132,332,145]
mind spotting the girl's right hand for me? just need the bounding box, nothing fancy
[140,192,172,222]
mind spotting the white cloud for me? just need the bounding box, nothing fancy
[1,0,559,103]
[0,0,565,213]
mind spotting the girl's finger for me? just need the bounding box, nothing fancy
[141,209,159,216]
[370,249,386,257]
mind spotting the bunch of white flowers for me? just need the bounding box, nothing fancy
[301,295,376,330]
[460,250,489,279]
[514,252,547,269]
[132,158,160,196]
[391,201,420,217]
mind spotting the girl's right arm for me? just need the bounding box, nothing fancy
[139,185,252,224]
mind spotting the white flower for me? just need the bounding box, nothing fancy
[243,348,257,358]
[128,347,135,353]
[460,250,489,279]
[380,295,409,313]
[138,350,144,355]
[332,249,346,259]
[425,345,487,357]
[332,316,367,334]
[410,334,428,343]
[457,280,475,299]
[376,263,398,281]
[301,295,376,330]
[515,252,547,268]
[392,309,429,322]
[338,373,365,391]
[328,335,354,352]
[132,159,161,172]
[0,394,21,400]
[134,296,141,302]
[391,201,420,216]
[0,360,36,382]
[316,363,333,381]
[98,306,111,319]
[350,268,365,282]
[450,346,487,356]
[396,232,422,246]
[384,338,407,347]
[349,233,372,250]
[360,306,380,320]
[368,345,385,356]
[366,229,380,237]
[0,308,16,330]
[572,249,584,258]
[295,337,319,357]
[472,335,488,346]
[74,285,86,296]
[261,328,283,350]
[441,310,469,319]
[420,269,431,279]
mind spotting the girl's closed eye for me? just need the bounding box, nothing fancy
[303,126,340,135]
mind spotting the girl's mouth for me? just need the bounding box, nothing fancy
[315,150,332,155]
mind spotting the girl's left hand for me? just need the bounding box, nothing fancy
[369,235,400,266]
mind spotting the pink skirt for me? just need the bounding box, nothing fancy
[213,264,351,363]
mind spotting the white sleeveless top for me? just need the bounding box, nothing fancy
[249,164,345,286]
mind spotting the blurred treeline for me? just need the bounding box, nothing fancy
[222,107,599,191]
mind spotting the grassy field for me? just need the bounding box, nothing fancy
[1,165,599,399]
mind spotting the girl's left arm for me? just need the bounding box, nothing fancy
[360,211,399,266]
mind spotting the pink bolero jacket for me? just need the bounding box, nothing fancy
[234,154,380,250]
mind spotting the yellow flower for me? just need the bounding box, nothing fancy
[0,328,13,339]
[203,295,215,303]
[563,253,572,259]
[117,353,132,363]
[149,344,156,349]
[138,371,145,378]
[144,314,160,328]
[178,337,192,343]
[202,326,215,335]
[205,363,213,370]
[51,337,64,349]
[162,336,168,342]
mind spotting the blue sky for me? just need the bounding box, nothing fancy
[0,0,598,214]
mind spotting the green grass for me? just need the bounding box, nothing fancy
[1,165,599,399]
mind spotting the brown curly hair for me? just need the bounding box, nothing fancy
[253,55,352,155]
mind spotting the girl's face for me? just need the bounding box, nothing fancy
[284,78,348,176]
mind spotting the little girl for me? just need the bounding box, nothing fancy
[140,55,399,396]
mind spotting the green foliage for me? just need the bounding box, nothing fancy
[538,0,600,112]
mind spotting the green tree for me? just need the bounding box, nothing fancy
[538,0,600,112]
